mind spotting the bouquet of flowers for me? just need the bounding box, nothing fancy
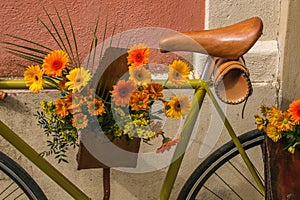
[255,100,300,154]
[23,43,192,163]
[5,5,193,163]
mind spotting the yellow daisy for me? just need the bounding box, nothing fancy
[24,65,44,93]
[65,68,91,92]
[129,66,151,85]
[42,50,69,76]
[165,94,191,119]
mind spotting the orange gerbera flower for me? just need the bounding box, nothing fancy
[55,98,71,118]
[288,99,300,124]
[129,90,150,111]
[127,43,150,68]
[145,83,164,100]
[110,80,136,107]
[42,50,69,76]
[88,98,106,116]
[72,113,88,129]
[156,136,181,153]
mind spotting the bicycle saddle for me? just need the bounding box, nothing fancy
[159,17,263,60]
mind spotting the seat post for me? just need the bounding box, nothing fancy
[201,56,214,81]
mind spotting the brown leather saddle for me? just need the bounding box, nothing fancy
[159,17,263,60]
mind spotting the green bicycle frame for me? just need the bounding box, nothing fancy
[0,78,264,200]
[158,79,265,199]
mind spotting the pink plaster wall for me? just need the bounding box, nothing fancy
[0,0,205,76]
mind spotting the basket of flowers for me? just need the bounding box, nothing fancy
[255,100,300,199]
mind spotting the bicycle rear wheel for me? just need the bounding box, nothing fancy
[0,152,47,200]
[178,129,265,200]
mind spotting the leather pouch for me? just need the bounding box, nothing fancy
[214,59,252,104]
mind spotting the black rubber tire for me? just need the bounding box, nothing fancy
[178,129,265,200]
[0,151,47,200]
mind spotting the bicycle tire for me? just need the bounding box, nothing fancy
[178,129,265,200]
[0,151,47,200]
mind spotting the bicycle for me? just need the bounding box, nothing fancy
[0,16,265,200]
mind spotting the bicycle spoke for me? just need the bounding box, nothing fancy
[228,160,264,196]
[215,172,243,200]
[203,185,223,199]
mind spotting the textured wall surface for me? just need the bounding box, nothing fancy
[0,0,204,76]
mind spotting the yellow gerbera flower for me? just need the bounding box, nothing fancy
[129,65,151,85]
[265,123,282,142]
[72,113,88,129]
[127,43,150,68]
[88,98,106,116]
[65,68,91,92]
[288,99,300,124]
[24,65,44,93]
[110,80,136,107]
[168,60,190,87]
[165,94,191,119]
[42,50,69,76]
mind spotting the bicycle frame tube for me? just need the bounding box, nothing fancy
[204,84,265,196]
[158,80,207,200]
[0,80,90,200]
[158,81,265,199]
[0,120,91,200]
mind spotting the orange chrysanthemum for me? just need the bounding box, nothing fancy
[127,43,150,68]
[145,83,164,100]
[42,50,69,76]
[276,112,294,132]
[64,93,83,114]
[156,136,181,153]
[24,65,44,93]
[265,123,282,142]
[72,113,88,129]
[129,90,150,111]
[268,106,283,125]
[110,80,136,107]
[288,99,300,124]
[55,98,71,118]
[88,98,106,116]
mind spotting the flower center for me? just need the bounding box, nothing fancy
[52,60,63,70]
[135,54,143,62]
[283,118,289,124]
[120,89,128,97]
[34,75,39,81]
